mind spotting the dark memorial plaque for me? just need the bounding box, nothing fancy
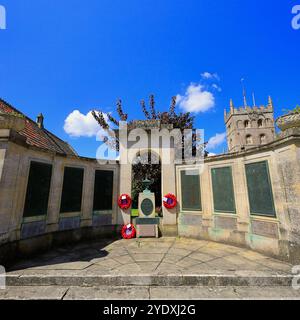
[245,161,276,217]
[23,161,52,218]
[141,198,154,216]
[181,170,202,211]
[93,170,114,211]
[60,167,84,213]
[211,167,236,213]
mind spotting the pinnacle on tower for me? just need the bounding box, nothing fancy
[268,96,273,109]
[230,99,234,113]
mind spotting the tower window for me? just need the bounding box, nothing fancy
[260,134,266,144]
[244,120,250,128]
[246,135,253,145]
[258,119,263,128]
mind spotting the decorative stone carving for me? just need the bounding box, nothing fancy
[276,112,300,131]
[0,113,25,132]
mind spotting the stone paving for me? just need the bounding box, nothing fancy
[1,237,300,299]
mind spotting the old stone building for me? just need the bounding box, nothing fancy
[224,97,276,152]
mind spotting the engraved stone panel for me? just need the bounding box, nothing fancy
[59,216,81,231]
[21,221,47,239]
[179,214,202,226]
[214,216,237,230]
[251,220,279,239]
[181,170,202,211]
[92,214,112,227]
[137,225,157,238]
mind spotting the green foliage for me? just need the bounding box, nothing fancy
[282,105,300,115]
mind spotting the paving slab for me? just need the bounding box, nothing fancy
[5,238,294,290]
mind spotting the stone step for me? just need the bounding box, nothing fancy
[6,273,293,287]
[1,285,300,300]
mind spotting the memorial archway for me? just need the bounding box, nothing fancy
[131,151,162,216]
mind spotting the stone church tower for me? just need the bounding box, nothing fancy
[224,97,276,153]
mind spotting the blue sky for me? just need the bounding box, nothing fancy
[0,0,300,157]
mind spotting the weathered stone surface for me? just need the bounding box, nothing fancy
[251,220,279,239]
[64,286,150,300]
[21,221,47,239]
[0,286,68,300]
[215,216,237,230]
[5,238,294,289]
[179,214,202,226]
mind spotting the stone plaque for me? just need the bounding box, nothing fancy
[179,214,202,226]
[251,220,279,239]
[245,161,276,217]
[215,216,237,230]
[59,216,81,231]
[137,225,158,238]
[92,214,112,227]
[21,221,46,239]
[141,198,154,216]
[181,170,202,211]
[211,167,236,213]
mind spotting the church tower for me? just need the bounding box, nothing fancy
[224,96,276,153]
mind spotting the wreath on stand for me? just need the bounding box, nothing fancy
[163,193,177,209]
[118,194,132,210]
[121,224,136,239]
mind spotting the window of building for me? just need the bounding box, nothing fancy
[245,161,276,217]
[180,170,202,211]
[260,134,266,144]
[211,167,236,214]
[246,135,253,145]
[60,167,84,213]
[258,119,263,128]
[23,161,52,218]
[244,120,250,128]
[93,170,114,211]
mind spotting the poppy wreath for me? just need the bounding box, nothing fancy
[163,193,177,209]
[121,224,136,239]
[118,194,132,210]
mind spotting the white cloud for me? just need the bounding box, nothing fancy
[208,152,216,157]
[177,84,215,113]
[206,132,226,150]
[201,72,220,80]
[212,84,222,92]
[64,110,107,138]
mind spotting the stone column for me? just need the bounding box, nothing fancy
[81,164,94,227]
[161,147,177,236]
[201,163,213,239]
[232,158,250,245]
[117,163,132,225]
[46,158,64,232]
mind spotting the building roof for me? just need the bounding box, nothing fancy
[0,98,77,156]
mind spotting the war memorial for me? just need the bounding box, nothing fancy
[0,95,299,299]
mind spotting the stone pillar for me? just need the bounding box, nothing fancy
[232,158,250,244]
[161,147,177,236]
[201,164,213,238]
[46,158,64,232]
[117,163,132,225]
[273,143,300,262]
[81,164,94,227]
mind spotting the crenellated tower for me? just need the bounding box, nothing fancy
[224,96,276,153]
